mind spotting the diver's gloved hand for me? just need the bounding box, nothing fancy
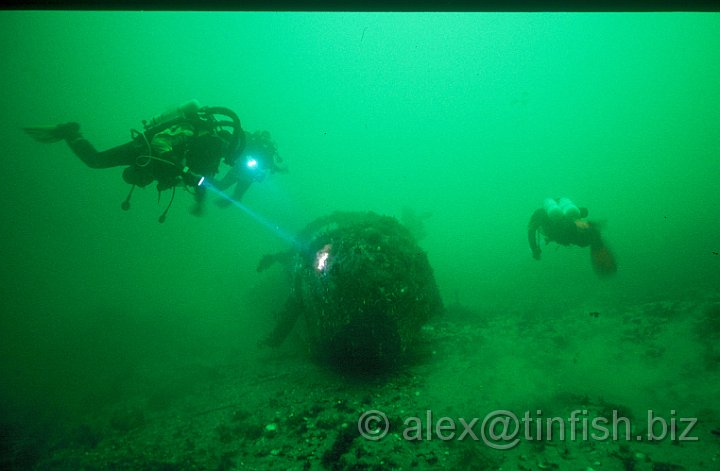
[532,249,542,260]
[23,122,80,144]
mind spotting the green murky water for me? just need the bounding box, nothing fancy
[1,11,718,470]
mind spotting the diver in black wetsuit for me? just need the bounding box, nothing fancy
[528,197,617,276]
[24,100,281,221]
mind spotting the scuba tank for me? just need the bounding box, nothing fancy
[543,198,563,221]
[123,99,201,221]
[544,197,581,220]
[123,101,243,223]
[558,197,581,219]
[142,99,200,136]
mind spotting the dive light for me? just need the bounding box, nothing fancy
[182,166,205,187]
[245,156,268,182]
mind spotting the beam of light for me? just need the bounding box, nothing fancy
[202,180,299,247]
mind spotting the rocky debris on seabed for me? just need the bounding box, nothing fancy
[21,297,720,470]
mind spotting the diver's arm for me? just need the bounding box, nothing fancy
[528,209,545,260]
[213,167,238,191]
[261,296,303,348]
[231,178,252,202]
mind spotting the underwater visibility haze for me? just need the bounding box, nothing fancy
[1,11,719,470]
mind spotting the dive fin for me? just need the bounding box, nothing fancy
[23,122,80,144]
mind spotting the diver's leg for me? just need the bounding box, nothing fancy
[66,136,139,169]
[25,122,140,169]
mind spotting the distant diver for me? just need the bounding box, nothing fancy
[23,99,285,222]
[212,130,286,207]
[528,197,617,276]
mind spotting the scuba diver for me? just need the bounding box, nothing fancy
[212,130,286,207]
[528,197,617,276]
[23,99,283,222]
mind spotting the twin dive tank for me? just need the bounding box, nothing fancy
[543,197,580,220]
[143,99,200,131]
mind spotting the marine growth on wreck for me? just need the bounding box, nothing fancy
[259,211,444,373]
